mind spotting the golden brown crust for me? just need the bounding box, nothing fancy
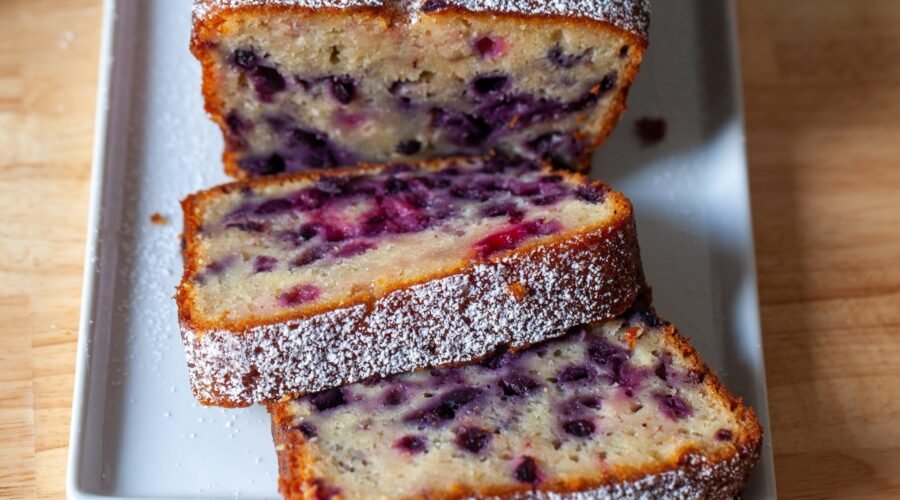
[190,4,647,178]
[270,404,320,499]
[269,316,763,499]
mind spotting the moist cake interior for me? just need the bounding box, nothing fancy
[204,10,641,175]
[186,157,616,325]
[274,314,747,499]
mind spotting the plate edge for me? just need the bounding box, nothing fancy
[66,0,123,498]
[721,0,778,497]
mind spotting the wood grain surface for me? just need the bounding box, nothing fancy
[0,0,898,498]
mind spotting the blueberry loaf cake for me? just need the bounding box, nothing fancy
[177,156,645,406]
[191,0,650,177]
[269,310,763,499]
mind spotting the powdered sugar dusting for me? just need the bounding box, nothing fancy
[181,221,644,406]
[434,0,650,36]
[193,0,650,36]
[193,0,385,20]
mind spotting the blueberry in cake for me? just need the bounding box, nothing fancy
[177,155,646,406]
[191,0,650,177]
[269,309,763,499]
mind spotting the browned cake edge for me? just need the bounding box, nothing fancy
[176,160,646,407]
[190,4,648,178]
[268,316,763,499]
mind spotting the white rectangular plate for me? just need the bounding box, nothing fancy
[68,0,777,497]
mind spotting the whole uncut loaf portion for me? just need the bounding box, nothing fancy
[177,155,646,406]
[191,0,650,177]
[270,309,763,499]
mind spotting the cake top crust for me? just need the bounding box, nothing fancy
[193,0,651,37]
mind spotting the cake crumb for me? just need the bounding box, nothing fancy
[624,326,642,349]
[150,213,169,225]
[507,282,529,300]
[634,117,667,146]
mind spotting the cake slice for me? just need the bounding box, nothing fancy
[191,0,650,177]
[269,309,763,499]
[177,156,645,406]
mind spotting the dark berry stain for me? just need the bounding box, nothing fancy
[557,365,592,384]
[499,373,541,397]
[428,76,610,156]
[472,74,510,95]
[576,184,608,204]
[309,388,347,412]
[312,479,341,500]
[403,387,482,427]
[239,153,286,176]
[335,240,376,258]
[474,219,561,259]
[226,221,265,232]
[297,223,322,241]
[396,139,422,155]
[382,386,407,406]
[205,255,236,276]
[655,362,669,382]
[455,426,492,454]
[229,48,287,101]
[254,198,293,215]
[253,66,286,97]
[548,45,592,68]
[526,132,587,171]
[684,369,706,385]
[395,435,428,454]
[281,126,356,170]
[715,428,734,441]
[481,202,523,221]
[514,456,540,484]
[230,48,259,70]
[430,108,492,147]
[291,246,328,268]
[657,394,693,421]
[296,422,318,438]
[579,396,601,409]
[600,72,618,92]
[588,339,625,366]
[224,111,249,145]
[474,36,504,58]
[279,284,321,306]
[330,75,357,104]
[253,255,278,273]
[563,418,596,437]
